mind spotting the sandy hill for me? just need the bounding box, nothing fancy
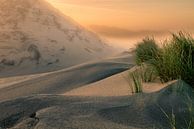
[0,53,133,101]
[0,0,113,77]
[0,52,193,129]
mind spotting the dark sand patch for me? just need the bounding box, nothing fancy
[0,80,193,129]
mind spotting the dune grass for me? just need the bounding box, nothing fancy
[124,68,143,94]
[129,71,143,94]
[135,37,159,65]
[139,63,158,83]
[160,96,194,129]
[152,32,194,86]
[135,32,194,87]
[133,32,194,128]
[186,97,194,129]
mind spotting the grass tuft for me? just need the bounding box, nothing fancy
[134,32,194,87]
[135,37,159,65]
[152,32,194,86]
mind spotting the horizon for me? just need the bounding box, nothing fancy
[47,0,194,48]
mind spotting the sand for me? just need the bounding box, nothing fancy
[0,0,193,129]
[0,53,133,102]
[0,80,193,129]
[0,0,115,77]
[0,51,193,129]
[64,70,168,97]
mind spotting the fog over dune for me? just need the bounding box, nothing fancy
[47,0,194,49]
[89,25,169,38]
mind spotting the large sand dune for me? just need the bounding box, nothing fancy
[64,70,167,97]
[0,53,193,129]
[0,0,114,77]
[0,0,193,129]
[0,53,133,102]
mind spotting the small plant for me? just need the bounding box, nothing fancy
[130,71,143,93]
[159,95,194,129]
[139,63,158,82]
[185,96,194,129]
[160,107,176,129]
[125,68,143,94]
[135,37,159,65]
[124,64,157,94]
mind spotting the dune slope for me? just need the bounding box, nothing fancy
[0,80,193,129]
[0,0,113,77]
[0,53,133,101]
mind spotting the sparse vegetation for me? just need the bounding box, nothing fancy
[124,68,143,94]
[152,32,194,86]
[139,63,158,82]
[134,32,194,87]
[135,37,159,65]
[160,96,194,129]
[186,96,194,129]
[130,71,143,93]
[133,32,194,128]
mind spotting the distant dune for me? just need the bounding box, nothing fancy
[0,0,114,77]
[0,52,133,102]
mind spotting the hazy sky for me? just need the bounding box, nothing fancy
[47,0,194,48]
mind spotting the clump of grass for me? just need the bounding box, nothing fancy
[124,64,157,94]
[134,32,194,87]
[152,32,194,86]
[159,95,194,129]
[139,63,158,82]
[160,108,176,129]
[185,96,194,129]
[123,67,143,94]
[135,37,159,65]
[130,71,143,94]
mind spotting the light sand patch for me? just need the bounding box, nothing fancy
[64,70,168,97]
[64,71,131,97]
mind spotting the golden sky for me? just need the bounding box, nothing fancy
[47,0,194,48]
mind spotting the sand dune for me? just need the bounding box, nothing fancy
[0,0,114,77]
[0,80,193,129]
[64,70,167,97]
[0,0,192,129]
[0,51,193,129]
[0,47,193,129]
[0,53,133,102]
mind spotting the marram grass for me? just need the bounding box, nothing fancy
[135,32,194,87]
[135,37,159,65]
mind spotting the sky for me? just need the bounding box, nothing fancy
[47,0,194,48]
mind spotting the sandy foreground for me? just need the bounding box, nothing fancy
[0,53,193,129]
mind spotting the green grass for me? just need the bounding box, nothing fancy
[132,31,194,128]
[134,32,194,87]
[130,71,143,93]
[185,96,194,129]
[159,96,194,129]
[124,68,143,94]
[152,32,194,86]
[135,37,159,65]
[139,63,158,82]
[125,64,157,94]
